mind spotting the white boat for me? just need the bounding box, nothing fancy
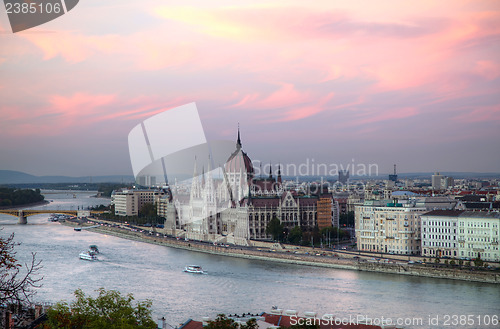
[79,251,97,261]
[183,265,205,274]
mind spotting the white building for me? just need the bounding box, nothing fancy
[458,211,500,262]
[113,190,138,216]
[432,172,443,190]
[113,189,165,217]
[420,210,500,262]
[421,210,460,258]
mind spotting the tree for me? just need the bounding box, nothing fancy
[0,232,42,306]
[205,314,258,329]
[266,217,284,241]
[339,211,354,227]
[139,202,157,218]
[434,258,440,264]
[288,226,302,244]
[473,253,484,267]
[42,288,156,329]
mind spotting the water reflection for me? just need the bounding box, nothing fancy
[0,191,498,328]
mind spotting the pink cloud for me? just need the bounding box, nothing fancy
[228,83,336,121]
[474,60,500,80]
[281,92,335,121]
[21,32,119,63]
[454,104,500,123]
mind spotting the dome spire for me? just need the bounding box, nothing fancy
[236,123,241,149]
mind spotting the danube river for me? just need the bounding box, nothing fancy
[0,191,498,329]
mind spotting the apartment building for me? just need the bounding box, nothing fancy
[421,210,460,258]
[458,211,500,262]
[355,201,426,255]
[420,210,500,262]
[113,189,166,217]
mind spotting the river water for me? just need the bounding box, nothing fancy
[0,191,498,329]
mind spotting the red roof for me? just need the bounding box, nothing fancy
[179,319,203,329]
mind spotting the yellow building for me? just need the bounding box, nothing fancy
[355,201,426,255]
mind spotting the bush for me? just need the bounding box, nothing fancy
[42,288,156,329]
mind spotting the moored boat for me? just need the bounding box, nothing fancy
[79,251,97,261]
[183,265,205,274]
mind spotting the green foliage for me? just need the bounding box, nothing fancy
[339,211,354,227]
[458,259,464,266]
[473,253,484,267]
[99,203,164,226]
[98,183,130,197]
[0,187,44,207]
[266,217,284,241]
[320,227,348,241]
[43,288,156,329]
[288,226,303,244]
[139,203,157,218]
[205,314,257,329]
[444,259,449,265]
[435,258,440,264]
[449,259,456,266]
[90,204,110,211]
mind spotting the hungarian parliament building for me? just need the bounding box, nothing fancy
[114,129,339,246]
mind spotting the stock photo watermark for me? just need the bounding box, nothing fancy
[3,0,79,33]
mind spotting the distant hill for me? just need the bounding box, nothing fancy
[0,170,135,184]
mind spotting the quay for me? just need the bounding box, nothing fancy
[62,219,500,284]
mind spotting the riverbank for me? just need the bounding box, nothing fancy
[0,200,49,210]
[61,221,500,284]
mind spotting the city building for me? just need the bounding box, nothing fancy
[432,172,443,190]
[457,211,500,262]
[421,210,460,258]
[355,200,426,255]
[338,170,349,184]
[161,128,338,244]
[420,210,500,262]
[113,190,138,216]
[388,164,398,182]
[112,189,165,217]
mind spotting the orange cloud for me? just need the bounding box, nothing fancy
[21,32,119,63]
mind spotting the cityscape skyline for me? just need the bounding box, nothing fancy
[1,0,499,176]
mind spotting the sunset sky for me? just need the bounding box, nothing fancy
[1,0,499,177]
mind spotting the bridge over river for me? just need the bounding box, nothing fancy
[0,209,105,224]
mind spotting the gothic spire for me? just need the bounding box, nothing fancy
[236,123,241,149]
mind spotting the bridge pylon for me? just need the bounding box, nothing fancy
[18,210,27,224]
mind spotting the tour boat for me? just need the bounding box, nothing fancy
[79,251,97,261]
[183,265,205,274]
